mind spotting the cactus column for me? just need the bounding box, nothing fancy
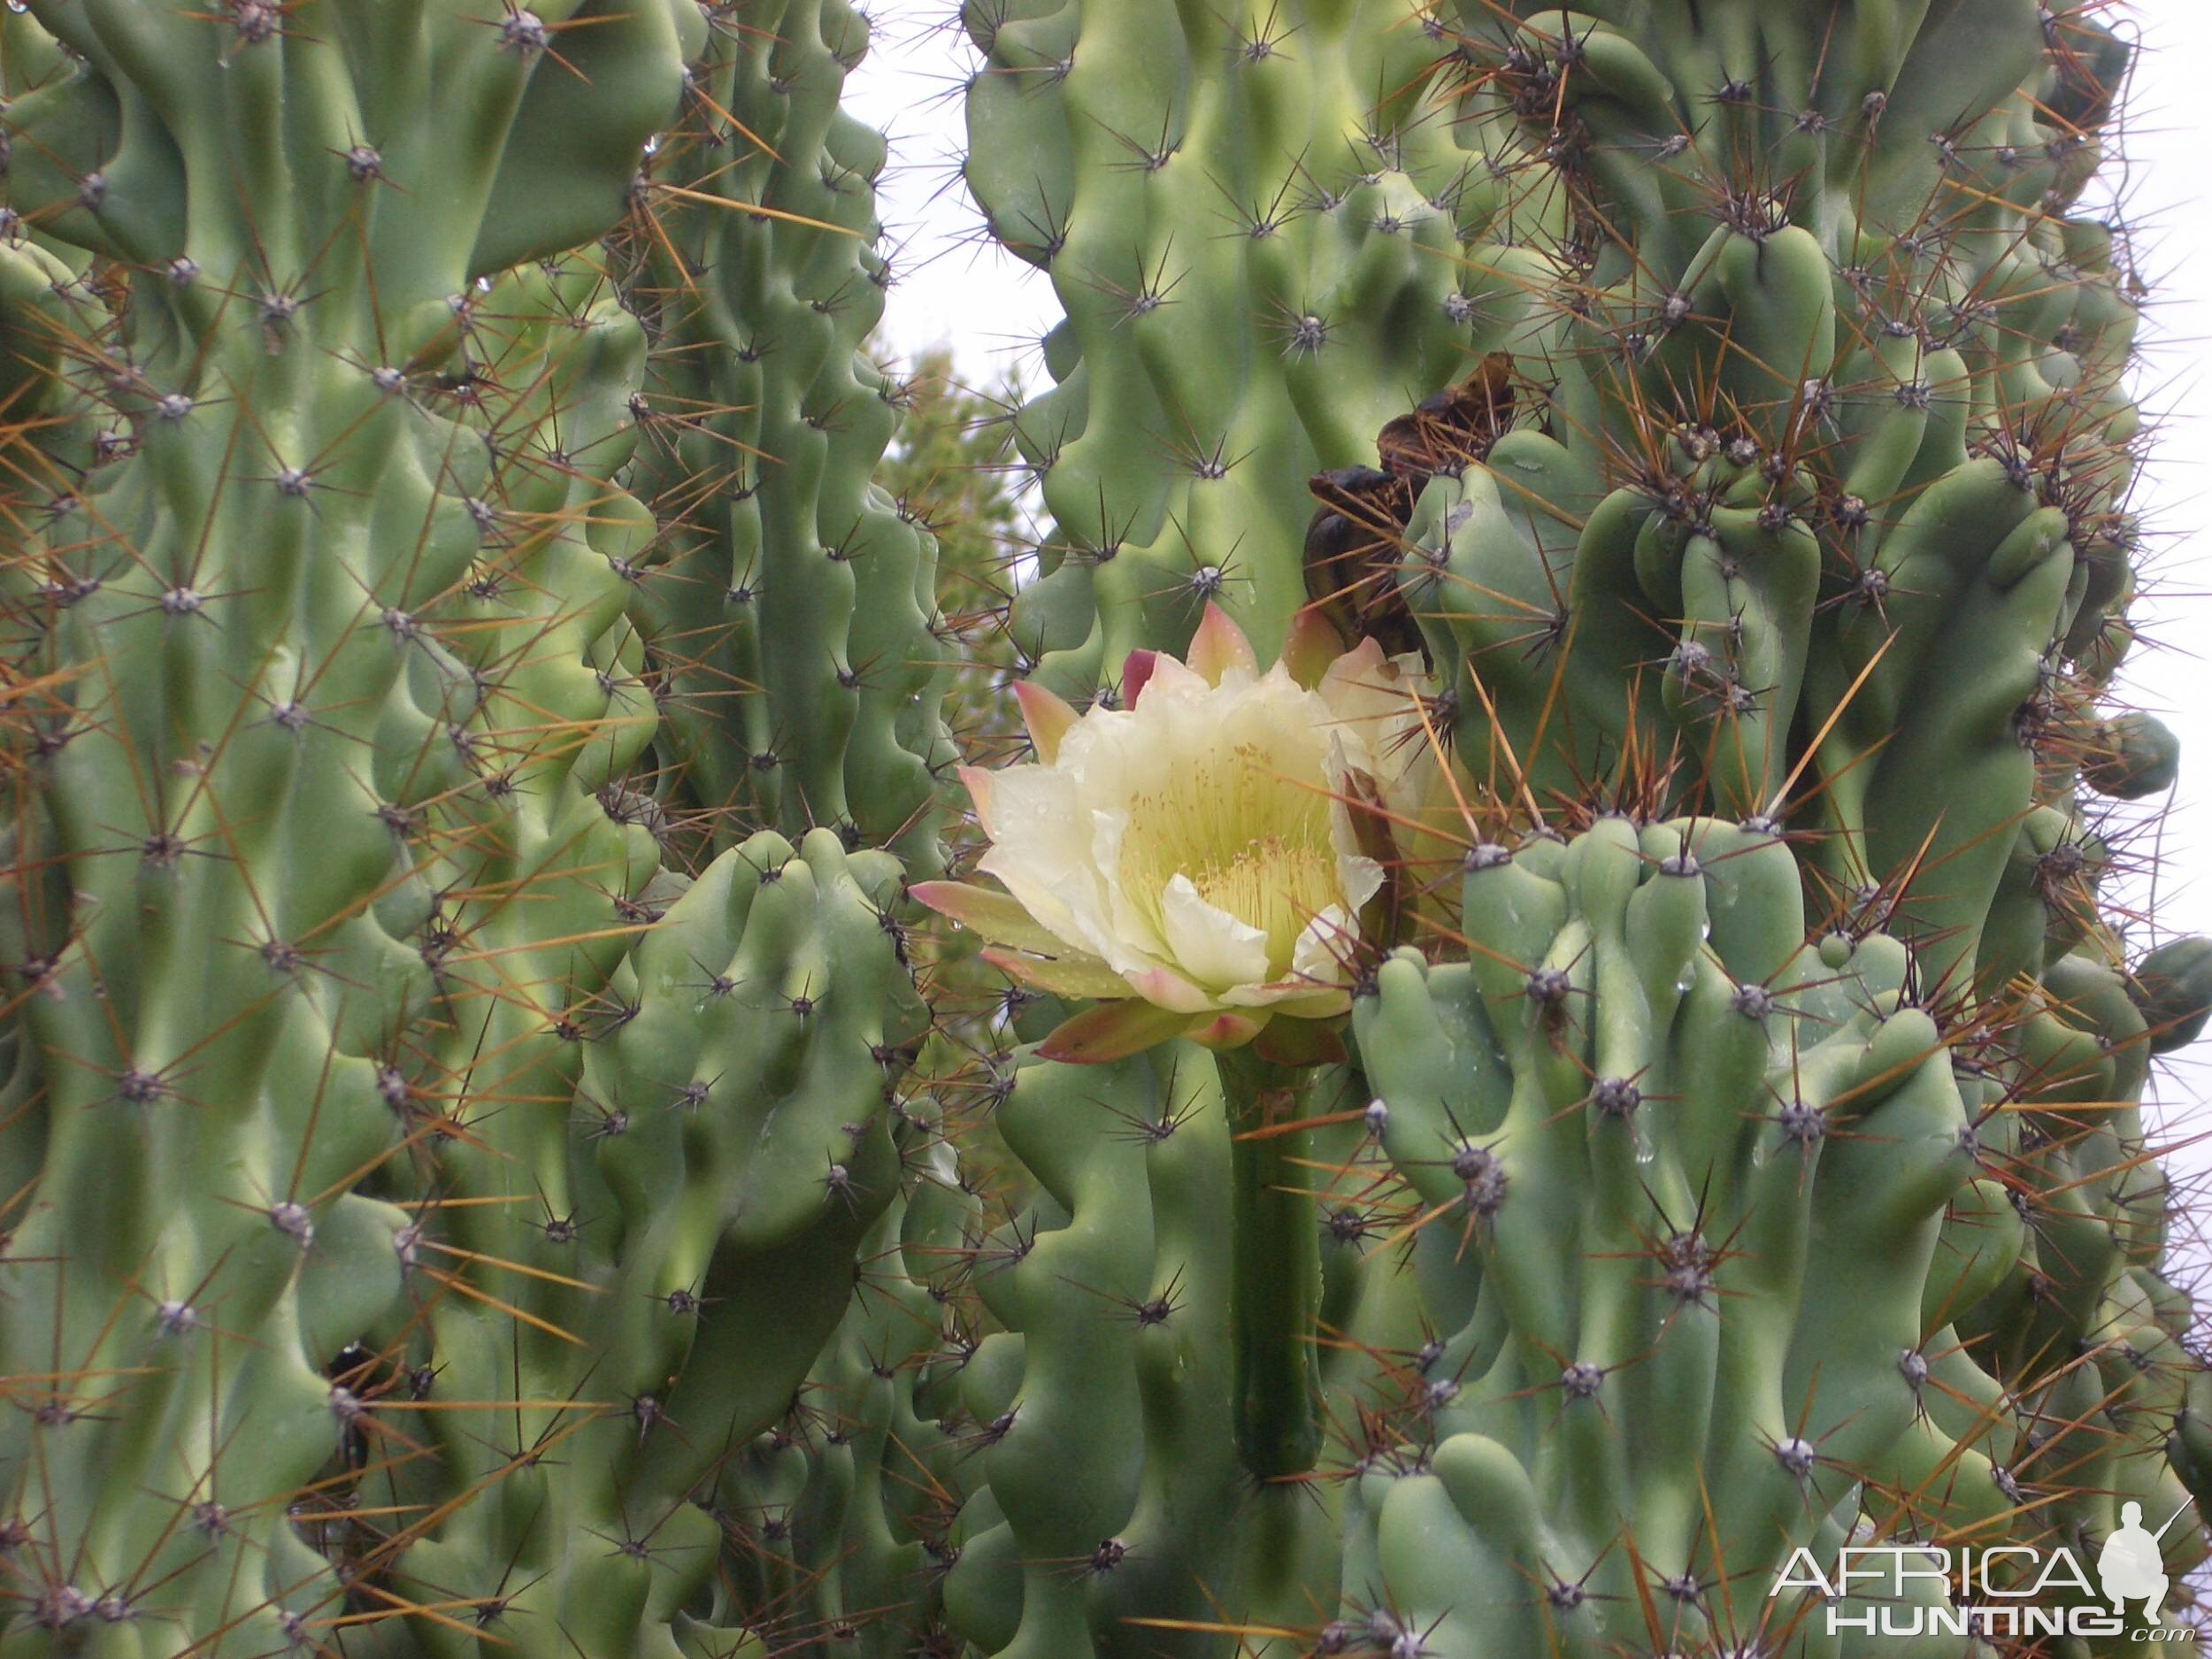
[926,4,2212,1657]
[0,3,692,1649]
[961,0,1517,693]
[629,0,958,873]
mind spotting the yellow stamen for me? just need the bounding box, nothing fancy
[1118,737,1345,979]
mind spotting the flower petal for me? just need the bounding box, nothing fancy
[1318,643,1438,823]
[1187,601,1258,687]
[1037,999,1201,1064]
[957,765,999,840]
[910,880,1072,954]
[973,765,1112,957]
[1281,604,1349,690]
[1317,635,1388,713]
[980,946,1133,1001]
[1012,679,1080,764]
[1086,804,1174,972]
[1159,872,1271,991]
[1187,1010,1270,1050]
[1135,650,1209,703]
[1230,984,1351,1018]
[1335,849,1386,918]
[956,603,1403,1027]
[1290,905,1362,988]
[1122,963,1222,1014]
[1122,649,1160,708]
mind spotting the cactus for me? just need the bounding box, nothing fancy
[695,1128,976,1655]
[924,1,2212,1655]
[1356,3,2124,955]
[0,2,703,1647]
[1344,818,2196,1655]
[373,824,927,1658]
[0,0,985,1642]
[958,0,1506,695]
[627,0,958,872]
[912,1029,1403,1659]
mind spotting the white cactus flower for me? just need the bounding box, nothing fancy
[916,605,1428,1061]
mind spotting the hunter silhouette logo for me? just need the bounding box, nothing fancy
[2099,1502,2188,1624]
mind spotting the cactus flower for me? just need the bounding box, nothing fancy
[915,606,1425,1061]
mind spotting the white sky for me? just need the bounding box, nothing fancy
[844,4,2212,1117]
[2093,3,2212,1157]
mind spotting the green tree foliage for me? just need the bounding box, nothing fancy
[878,344,1031,777]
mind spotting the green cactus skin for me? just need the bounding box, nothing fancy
[1361,2,2146,1000]
[0,4,703,1649]
[1340,818,2201,1656]
[378,826,928,1658]
[923,3,2211,1656]
[2131,936,2212,1056]
[2081,710,2181,802]
[926,829,2204,1659]
[688,1124,976,1655]
[930,1037,1377,1659]
[1212,1048,1326,1481]
[0,0,2202,1654]
[628,0,958,873]
[958,0,1511,694]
